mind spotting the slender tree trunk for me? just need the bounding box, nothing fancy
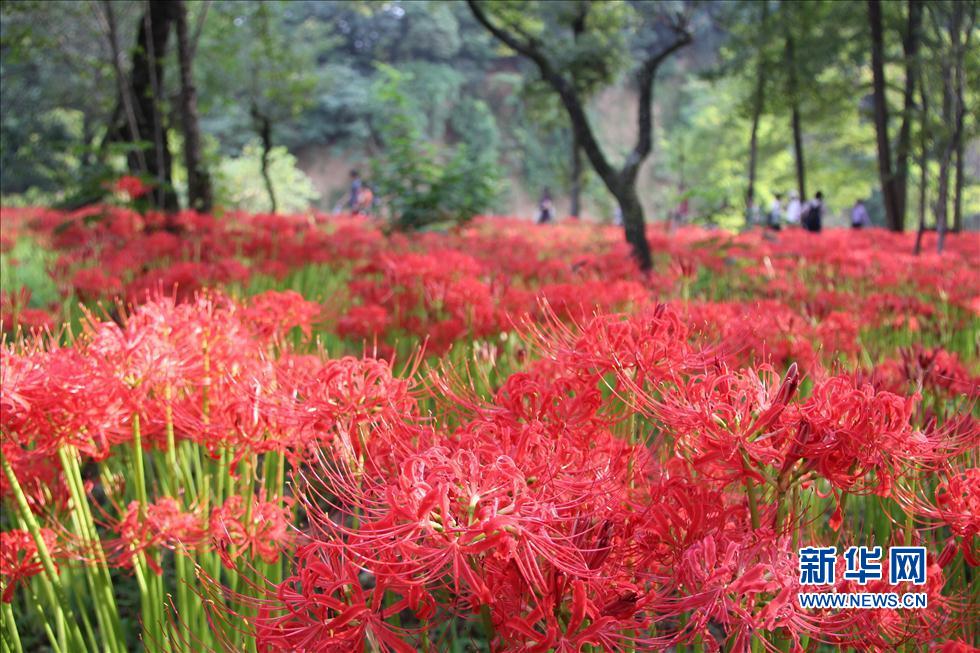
[569,4,585,219]
[953,133,964,233]
[175,0,212,212]
[914,59,929,255]
[746,1,769,218]
[951,10,968,233]
[97,1,147,175]
[936,2,964,254]
[869,0,902,231]
[129,1,179,212]
[785,31,807,200]
[570,132,582,217]
[895,0,922,227]
[252,106,277,214]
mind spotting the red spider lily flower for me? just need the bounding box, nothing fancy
[0,445,69,513]
[71,267,123,302]
[1,528,58,602]
[1,344,131,460]
[792,375,921,495]
[337,303,390,340]
[113,175,152,200]
[242,290,320,343]
[210,494,293,568]
[897,467,979,567]
[109,498,206,572]
[250,544,420,653]
[626,363,800,484]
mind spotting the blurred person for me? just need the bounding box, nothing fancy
[851,198,870,229]
[537,188,554,224]
[354,182,374,216]
[768,192,784,230]
[786,191,802,225]
[348,169,362,211]
[745,195,762,227]
[802,191,824,233]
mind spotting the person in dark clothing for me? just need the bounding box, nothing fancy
[348,170,362,211]
[802,191,824,233]
[537,188,554,224]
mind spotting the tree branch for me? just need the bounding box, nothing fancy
[626,19,692,177]
[467,0,617,185]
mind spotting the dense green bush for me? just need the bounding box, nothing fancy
[370,65,501,231]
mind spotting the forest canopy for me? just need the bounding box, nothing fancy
[0,0,977,238]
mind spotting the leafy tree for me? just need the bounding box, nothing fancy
[370,65,501,231]
[469,0,692,271]
[196,0,317,213]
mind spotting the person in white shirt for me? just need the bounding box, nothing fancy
[786,192,802,225]
[851,199,870,229]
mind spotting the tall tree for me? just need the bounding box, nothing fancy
[931,1,975,252]
[107,0,180,212]
[950,1,974,232]
[894,0,922,227]
[745,1,769,217]
[199,1,316,214]
[469,0,691,271]
[868,0,920,232]
[174,0,212,212]
[868,0,901,230]
[783,15,806,201]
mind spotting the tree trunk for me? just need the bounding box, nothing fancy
[914,65,929,255]
[746,1,768,218]
[953,132,964,233]
[895,0,922,227]
[951,5,968,233]
[253,107,277,214]
[869,0,902,231]
[616,184,651,272]
[936,1,964,254]
[175,0,213,212]
[129,1,180,212]
[570,133,582,218]
[785,31,807,201]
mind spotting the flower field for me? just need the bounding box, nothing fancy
[1,205,978,652]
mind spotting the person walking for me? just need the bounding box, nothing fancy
[850,198,870,229]
[786,191,802,226]
[347,170,363,211]
[802,191,824,233]
[768,193,784,230]
[537,188,554,224]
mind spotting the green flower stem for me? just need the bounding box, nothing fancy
[1,455,85,652]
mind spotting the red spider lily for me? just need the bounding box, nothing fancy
[790,375,922,495]
[113,175,152,200]
[1,344,131,460]
[336,303,390,340]
[250,544,420,653]
[626,363,800,483]
[241,291,321,344]
[1,528,58,602]
[109,498,206,572]
[209,494,293,568]
[896,467,980,567]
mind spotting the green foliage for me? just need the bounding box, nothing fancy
[0,238,61,308]
[370,65,501,230]
[214,142,320,213]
